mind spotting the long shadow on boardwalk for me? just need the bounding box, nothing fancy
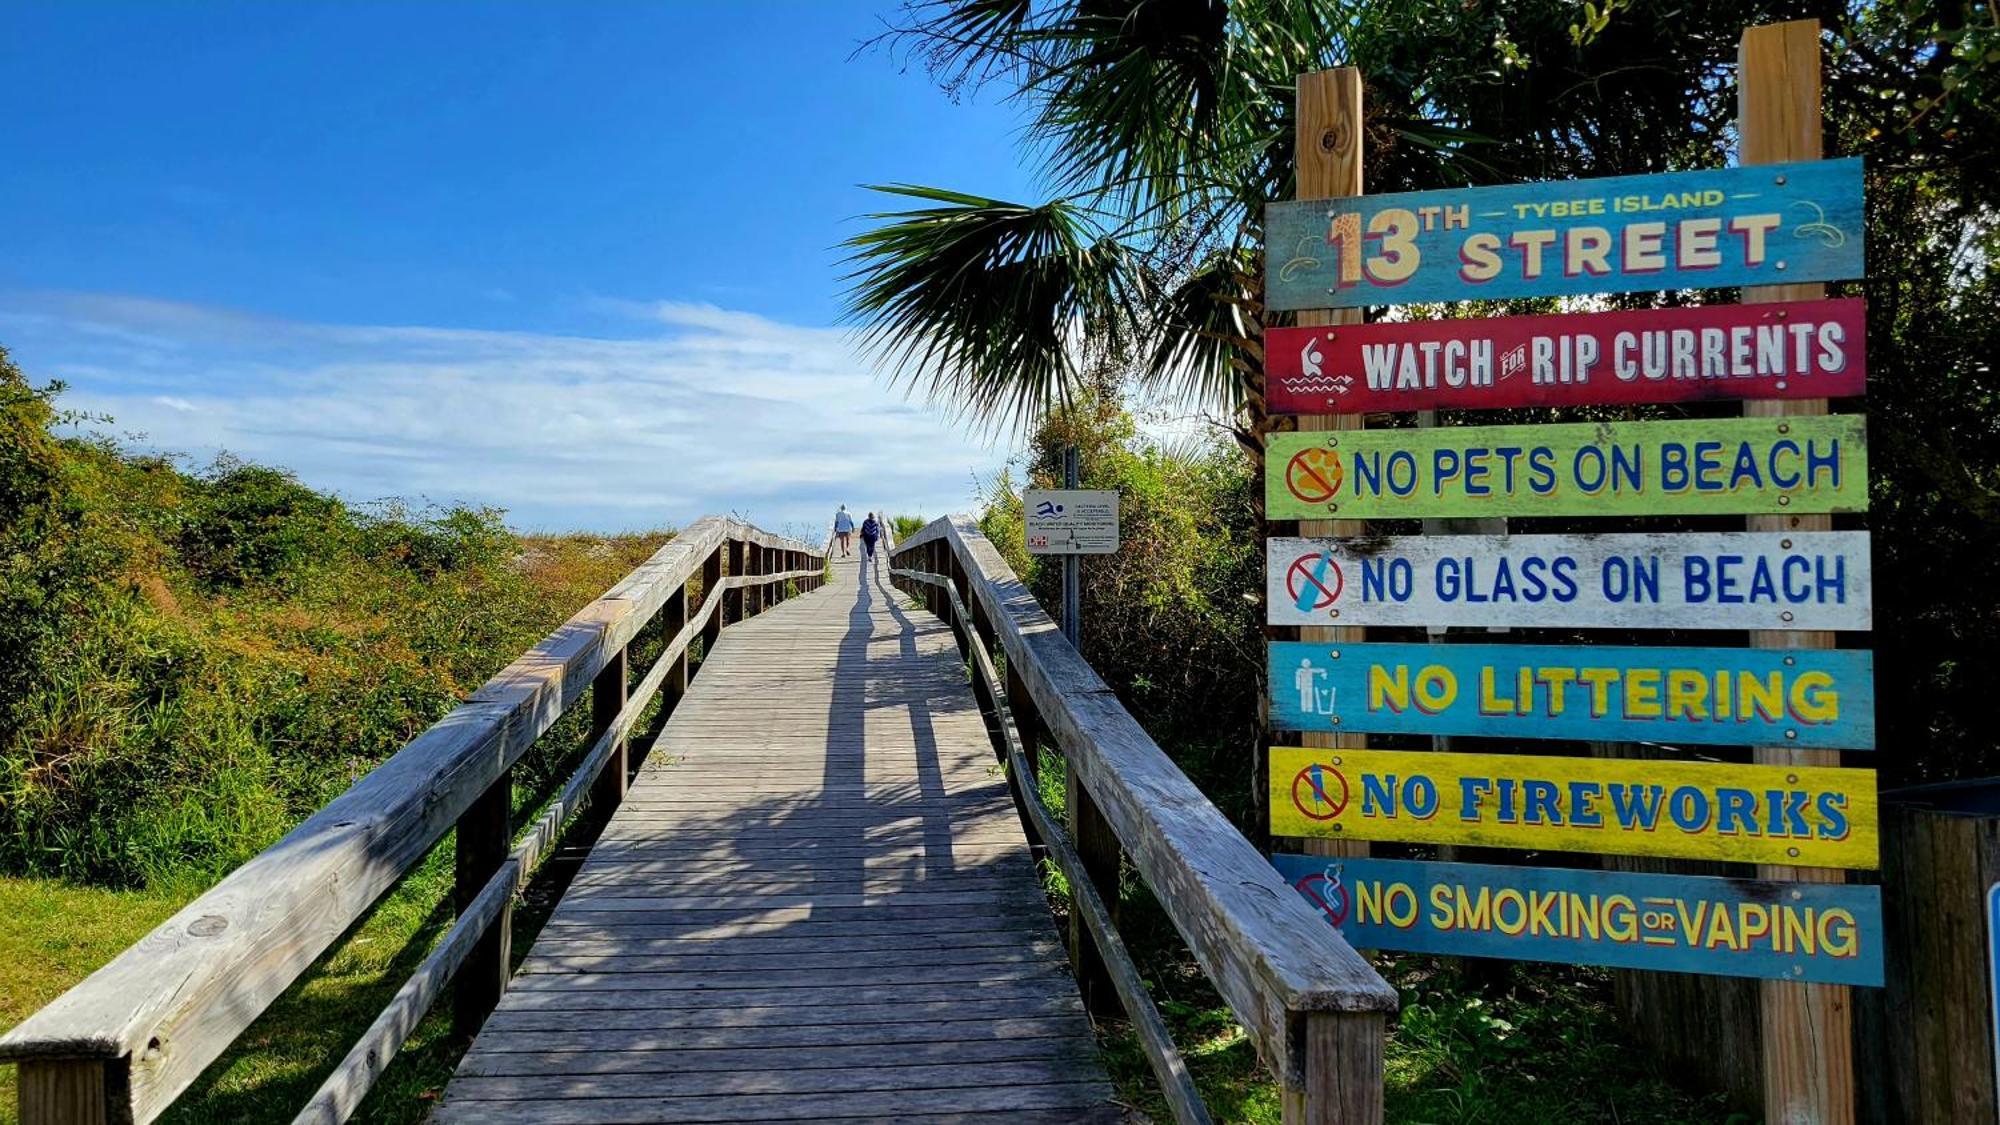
[435,558,1127,1123]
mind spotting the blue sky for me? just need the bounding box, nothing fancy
[0,2,1041,532]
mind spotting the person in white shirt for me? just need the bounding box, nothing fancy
[833,505,855,557]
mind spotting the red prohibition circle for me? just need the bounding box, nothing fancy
[1291,763,1350,821]
[1284,448,1344,503]
[1285,553,1344,609]
[1294,872,1351,927]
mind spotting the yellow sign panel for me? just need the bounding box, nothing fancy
[1270,747,1876,869]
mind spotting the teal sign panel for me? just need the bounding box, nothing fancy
[1265,158,1865,309]
[1272,854,1884,986]
[1989,882,2000,1094]
[1269,641,1876,750]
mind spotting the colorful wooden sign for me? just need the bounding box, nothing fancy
[1270,854,1884,986]
[1266,532,1872,631]
[1268,746,1877,868]
[1264,158,1865,310]
[1265,298,1867,415]
[1269,641,1876,750]
[1266,416,1867,520]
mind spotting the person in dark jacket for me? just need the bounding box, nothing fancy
[859,513,882,565]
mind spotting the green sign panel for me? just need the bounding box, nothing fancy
[1267,415,1867,520]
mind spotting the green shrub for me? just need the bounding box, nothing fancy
[0,360,668,889]
[983,395,1265,825]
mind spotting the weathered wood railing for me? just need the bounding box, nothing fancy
[0,516,825,1125]
[890,516,1397,1125]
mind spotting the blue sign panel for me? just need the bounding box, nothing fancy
[1265,158,1865,309]
[1989,882,2000,1096]
[1269,641,1875,750]
[1272,854,1884,986]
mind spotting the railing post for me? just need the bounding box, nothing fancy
[17,1059,121,1125]
[701,546,724,659]
[1283,1011,1387,1125]
[927,542,946,617]
[1008,663,1042,783]
[663,581,689,719]
[589,641,629,814]
[724,539,744,625]
[1067,774,1123,1015]
[452,769,511,1039]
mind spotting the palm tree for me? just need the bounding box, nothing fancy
[839,0,1768,451]
[843,2,1346,467]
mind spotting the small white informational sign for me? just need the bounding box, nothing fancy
[1024,490,1120,555]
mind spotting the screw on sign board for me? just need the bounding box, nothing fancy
[1268,746,1878,869]
[1264,532,1873,631]
[1023,489,1119,555]
[1269,640,1876,750]
[1265,416,1868,521]
[1265,298,1868,415]
[1270,854,1884,986]
[1264,157,1864,310]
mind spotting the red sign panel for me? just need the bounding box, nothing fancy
[1266,298,1866,415]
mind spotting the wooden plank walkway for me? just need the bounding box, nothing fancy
[437,554,1124,1123]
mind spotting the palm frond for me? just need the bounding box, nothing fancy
[841,184,1149,433]
[1139,245,1261,414]
[1024,0,1345,223]
[872,0,1041,94]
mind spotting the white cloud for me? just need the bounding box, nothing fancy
[0,292,1003,532]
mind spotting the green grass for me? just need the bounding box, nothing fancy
[0,877,190,1122]
[0,796,604,1123]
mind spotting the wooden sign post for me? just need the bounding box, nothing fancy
[1283,66,1382,1125]
[1740,19,1855,1122]
[1287,68,1369,861]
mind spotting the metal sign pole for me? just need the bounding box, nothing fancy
[1061,445,1081,648]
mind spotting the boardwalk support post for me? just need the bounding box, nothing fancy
[1068,774,1123,1014]
[1286,1011,1387,1125]
[701,545,724,660]
[724,539,745,624]
[17,1060,119,1125]
[589,643,629,815]
[662,581,689,724]
[1009,663,1042,780]
[452,769,511,1039]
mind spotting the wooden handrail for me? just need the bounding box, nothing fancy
[1,517,823,1125]
[890,516,1396,1120]
[893,567,1211,1124]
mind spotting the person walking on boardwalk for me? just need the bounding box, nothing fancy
[859,512,882,566]
[833,504,854,557]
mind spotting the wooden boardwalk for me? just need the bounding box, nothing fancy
[437,554,1123,1123]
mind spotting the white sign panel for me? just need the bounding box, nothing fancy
[1025,490,1120,555]
[1267,532,1872,631]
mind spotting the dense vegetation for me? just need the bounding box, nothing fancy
[0,348,667,890]
[979,396,1269,821]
